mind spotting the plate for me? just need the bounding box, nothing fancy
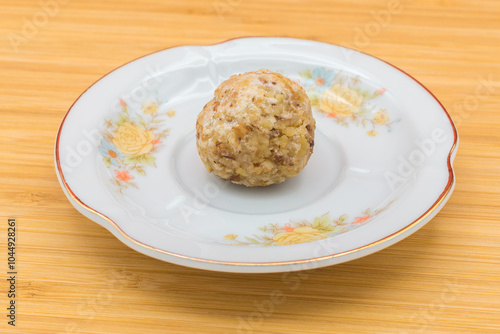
[55,37,458,273]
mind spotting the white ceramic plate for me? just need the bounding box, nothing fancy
[55,37,458,273]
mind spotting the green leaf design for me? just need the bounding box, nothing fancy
[136,167,146,176]
[159,128,170,139]
[357,108,370,117]
[103,156,112,168]
[245,237,259,244]
[123,154,141,165]
[137,113,147,129]
[111,178,121,187]
[299,69,313,79]
[308,91,321,108]
[122,153,156,166]
[312,213,335,233]
[140,154,156,166]
[115,113,130,127]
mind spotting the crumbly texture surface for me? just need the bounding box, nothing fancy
[196,69,315,187]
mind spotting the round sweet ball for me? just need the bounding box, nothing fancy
[196,69,315,187]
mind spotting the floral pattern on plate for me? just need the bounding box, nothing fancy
[299,67,400,136]
[99,99,175,192]
[224,202,393,246]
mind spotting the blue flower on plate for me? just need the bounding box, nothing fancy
[99,140,124,166]
[304,67,335,92]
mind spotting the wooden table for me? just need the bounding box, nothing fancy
[1,0,499,333]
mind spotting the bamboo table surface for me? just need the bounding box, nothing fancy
[1,0,500,333]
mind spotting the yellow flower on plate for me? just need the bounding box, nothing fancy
[373,109,389,125]
[319,84,363,117]
[224,234,238,240]
[141,101,159,115]
[273,227,328,246]
[367,130,378,136]
[167,109,176,117]
[112,122,155,155]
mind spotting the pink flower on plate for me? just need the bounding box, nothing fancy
[352,215,371,224]
[114,169,133,182]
